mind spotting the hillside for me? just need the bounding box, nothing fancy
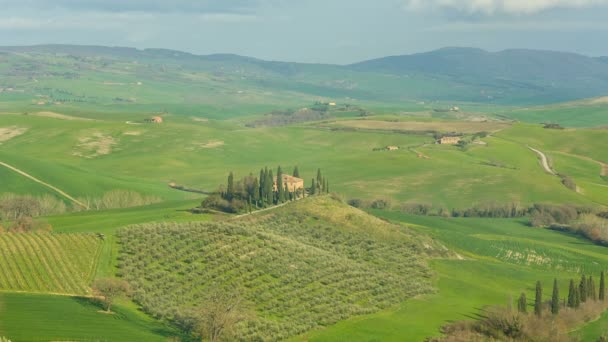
[1,45,608,107]
[351,47,608,103]
[116,196,448,340]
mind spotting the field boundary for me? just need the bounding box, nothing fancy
[0,161,88,209]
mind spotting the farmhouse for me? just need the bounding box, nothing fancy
[274,174,305,192]
[438,136,461,145]
[145,116,163,124]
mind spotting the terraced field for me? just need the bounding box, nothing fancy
[0,233,103,295]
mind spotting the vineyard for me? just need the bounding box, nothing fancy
[0,232,103,295]
[117,197,447,340]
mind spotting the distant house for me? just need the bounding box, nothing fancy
[450,106,460,112]
[145,116,163,124]
[328,102,337,106]
[386,146,399,151]
[273,174,305,192]
[438,136,461,145]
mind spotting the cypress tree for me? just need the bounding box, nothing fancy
[253,178,260,207]
[293,166,300,178]
[283,183,289,202]
[574,286,581,308]
[259,169,265,203]
[518,292,527,313]
[551,279,559,315]
[580,275,588,303]
[226,172,235,200]
[535,281,543,317]
[277,166,284,203]
[590,276,597,301]
[316,169,322,187]
[326,179,329,193]
[311,179,316,195]
[266,170,273,205]
[600,271,606,301]
[568,279,576,308]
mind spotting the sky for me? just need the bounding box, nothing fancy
[1,0,608,64]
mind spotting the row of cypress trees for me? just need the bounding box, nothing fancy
[223,166,329,208]
[518,271,606,317]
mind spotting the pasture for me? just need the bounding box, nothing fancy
[323,119,511,133]
[0,292,181,342]
[299,212,608,341]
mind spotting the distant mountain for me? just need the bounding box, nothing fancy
[350,47,608,102]
[350,47,608,80]
[2,44,608,105]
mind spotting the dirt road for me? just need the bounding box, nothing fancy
[0,161,89,209]
[528,146,556,175]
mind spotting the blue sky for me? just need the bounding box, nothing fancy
[1,0,607,64]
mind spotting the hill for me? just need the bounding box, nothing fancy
[351,47,608,103]
[116,196,448,340]
[1,44,608,107]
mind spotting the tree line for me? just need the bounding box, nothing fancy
[201,166,330,214]
[430,272,608,341]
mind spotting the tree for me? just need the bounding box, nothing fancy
[590,275,597,301]
[568,279,576,308]
[310,179,316,195]
[266,170,273,205]
[252,178,260,207]
[92,277,130,313]
[325,179,329,193]
[580,275,588,303]
[600,271,606,301]
[517,292,527,313]
[574,285,581,308]
[192,288,252,342]
[226,172,235,201]
[316,169,322,189]
[551,279,559,315]
[293,166,300,178]
[276,166,284,204]
[535,281,542,317]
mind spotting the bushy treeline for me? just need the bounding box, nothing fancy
[0,190,161,221]
[0,193,67,220]
[429,273,608,342]
[76,190,161,211]
[348,198,602,224]
[201,166,329,213]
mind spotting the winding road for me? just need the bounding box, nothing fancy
[528,146,556,175]
[0,160,89,209]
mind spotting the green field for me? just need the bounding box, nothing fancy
[2,46,608,341]
[0,292,181,342]
[0,232,102,295]
[299,212,608,341]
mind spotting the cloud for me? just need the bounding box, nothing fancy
[0,0,261,14]
[404,0,608,15]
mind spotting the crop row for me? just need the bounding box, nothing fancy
[0,232,102,295]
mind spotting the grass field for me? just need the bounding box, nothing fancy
[0,292,182,342]
[0,232,102,295]
[297,212,608,341]
[324,119,511,133]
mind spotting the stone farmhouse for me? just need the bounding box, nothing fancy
[274,174,305,192]
[438,136,461,145]
[145,116,163,123]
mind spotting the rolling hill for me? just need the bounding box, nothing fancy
[1,45,608,108]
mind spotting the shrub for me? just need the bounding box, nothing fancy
[370,199,391,210]
[347,198,364,208]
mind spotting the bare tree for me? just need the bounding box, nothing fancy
[193,288,253,342]
[92,277,130,313]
